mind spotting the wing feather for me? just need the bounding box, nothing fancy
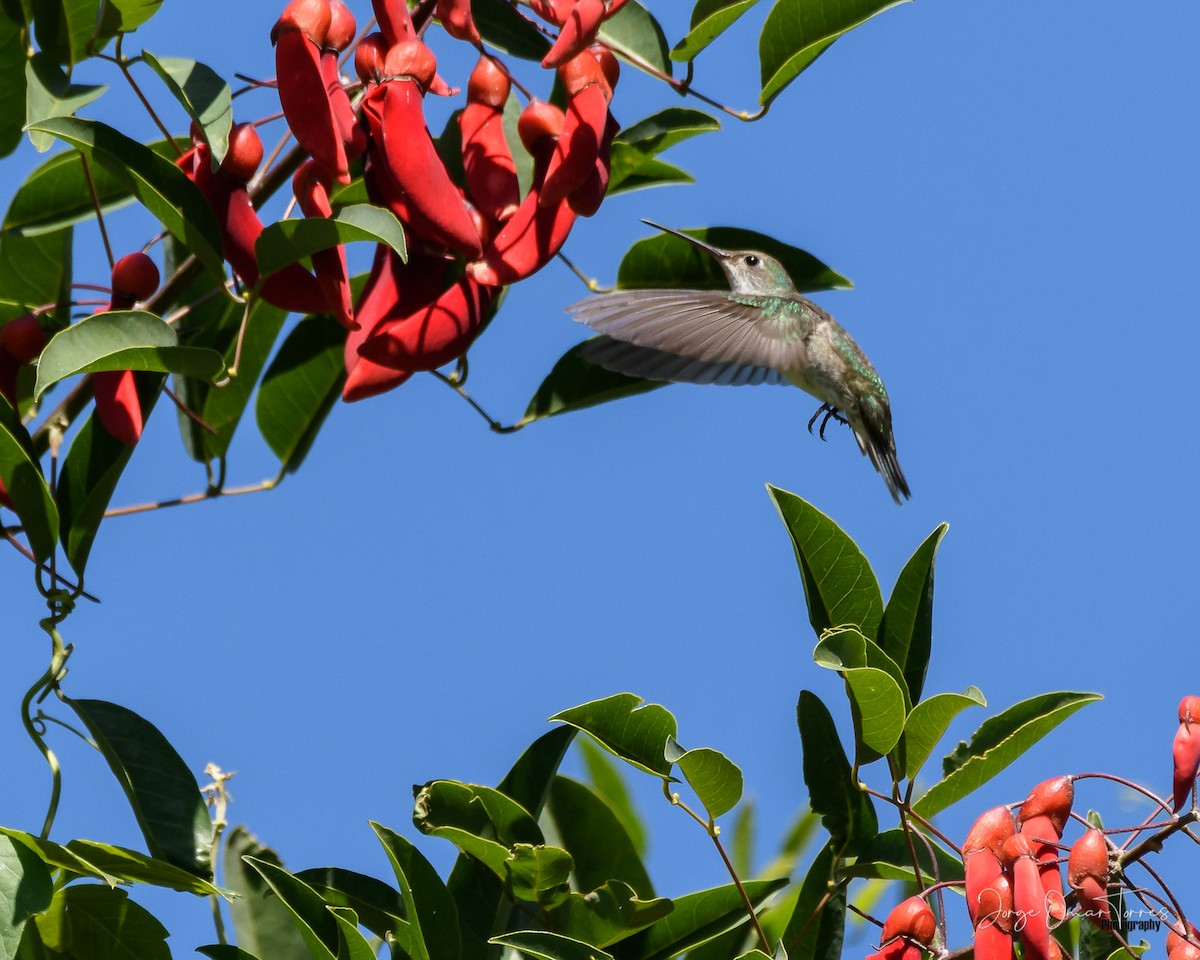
[579,335,783,386]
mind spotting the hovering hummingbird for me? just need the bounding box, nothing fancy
[566,221,910,503]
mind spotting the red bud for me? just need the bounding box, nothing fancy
[111,253,160,304]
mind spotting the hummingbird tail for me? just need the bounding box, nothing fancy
[853,399,910,505]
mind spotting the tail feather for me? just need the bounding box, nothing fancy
[852,397,910,504]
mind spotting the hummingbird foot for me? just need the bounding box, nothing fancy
[806,403,849,441]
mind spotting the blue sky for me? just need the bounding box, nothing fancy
[3,0,1199,951]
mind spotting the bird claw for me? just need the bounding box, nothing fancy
[806,403,848,441]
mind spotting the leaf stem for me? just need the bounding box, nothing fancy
[103,478,278,519]
[80,154,115,271]
[429,369,524,434]
[107,39,183,155]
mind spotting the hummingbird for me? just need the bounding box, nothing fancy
[566,221,910,503]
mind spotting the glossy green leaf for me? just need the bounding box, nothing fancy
[665,739,743,820]
[328,907,380,960]
[175,295,287,463]
[255,314,344,473]
[0,228,72,323]
[522,341,666,424]
[618,229,851,294]
[779,842,843,960]
[472,0,550,59]
[0,396,58,563]
[546,775,653,896]
[796,691,876,854]
[31,0,102,67]
[759,0,910,105]
[836,827,962,883]
[879,523,949,705]
[224,827,309,960]
[56,885,170,960]
[505,844,572,906]
[294,866,407,942]
[913,691,1103,817]
[607,107,719,195]
[255,204,406,279]
[25,53,105,153]
[370,822,461,960]
[197,947,264,960]
[0,829,120,887]
[447,727,574,960]
[551,693,677,778]
[141,53,231,168]
[55,373,163,574]
[0,834,53,958]
[545,880,672,949]
[598,1,670,75]
[607,154,694,195]
[842,667,906,758]
[0,9,24,158]
[97,0,162,34]
[622,879,787,960]
[768,486,882,638]
[814,626,909,708]
[66,698,213,876]
[672,0,763,61]
[34,310,226,399]
[491,930,613,960]
[578,738,647,858]
[412,780,543,877]
[26,117,225,279]
[243,859,339,960]
[901,688,986,781]
[2,138,183,237]
[58,840,226,895]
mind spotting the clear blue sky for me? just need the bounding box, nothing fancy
[3,0,1198,951]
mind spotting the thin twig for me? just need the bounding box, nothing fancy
[1,527,100,602]
[428,369,525,433]
[81,155,115,270]
[103,479,278,519]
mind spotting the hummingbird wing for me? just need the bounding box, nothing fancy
[580,335,785,386]
[566,289,819,374]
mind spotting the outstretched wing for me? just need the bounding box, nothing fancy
[580,335,785,386]
[566,289,821,373]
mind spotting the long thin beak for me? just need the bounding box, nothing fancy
[642,219,728,260]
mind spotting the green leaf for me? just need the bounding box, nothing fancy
[2,138,183,237]
[243,859,339,960]
[370,822,461,960]
[26,117,226,279]
[25,53,105,154]
[901,688,986,781]
[140,53,231,168]
[66,698,214,876]
[224,828,310,960]
[255,205,406,279]
[664,739,743,820]
[471,0,550,60]
[31,0,102,67]
[412,780,544,877]
[55,373,163,574]
[768,486,882,639]
[96,0,162,34]
[842,667,906,758]
[58,840,226,895]
[796,691,876,855]
[0,833,53,958]
[836,827,962,883]
[0,396,58,563]
[294,866,407,942]
[505,844,572,906]
[618,230,851,294]
[56,885,170,960]
[197,948,264,960]
[255,314,344,473]
[913,691,1103,817]
[759,0,910,105]
[34,310,226,399]
[546,775,653,897]
[606,154,694,196]
[598,1,671,76]
[0,229,72,323]
[328,907,381,960]
[879,523,949,705]
[550,693,677,778]
[607,108,719,195]
[578,738,647,858]
[0,9,24,158]
[522,341,665,424]
[0,829,121,887]
[545,880,672,949]
[671,0,763,62]
[779,842,844,960]
[621,879,787,960]
[491,930,613,960]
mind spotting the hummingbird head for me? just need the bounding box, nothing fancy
[643,220,796,297]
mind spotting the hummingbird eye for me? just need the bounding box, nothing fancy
[744,255,760,267]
